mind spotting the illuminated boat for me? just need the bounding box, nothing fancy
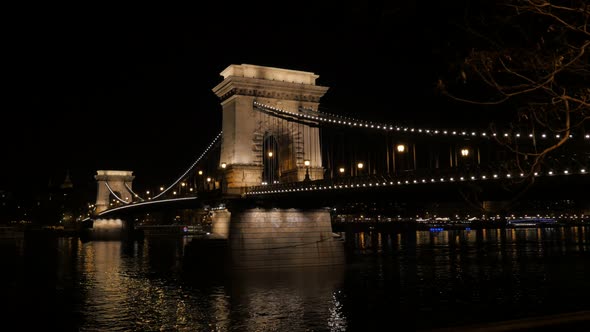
[507,217,557,227]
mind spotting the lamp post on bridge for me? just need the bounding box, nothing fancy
[393,144,407,174]
[220,162,227,193]
[304,159,311,182]
[197,170,203,191]
[461,148,470,157]
[460,147,471,171]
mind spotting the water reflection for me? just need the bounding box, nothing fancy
[70,238,345,331]
[2,226,590,331]
[344,226,590,329]
[350,227,590,255]
[226,267,345,331]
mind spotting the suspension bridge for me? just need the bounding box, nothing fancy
[88,64,589,268]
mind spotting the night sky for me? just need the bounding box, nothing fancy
[4,1,498,197]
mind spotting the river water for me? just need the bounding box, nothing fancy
[1,226,590,331]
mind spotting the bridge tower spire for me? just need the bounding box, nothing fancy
[94,170,135,213]
[213,64,329,194]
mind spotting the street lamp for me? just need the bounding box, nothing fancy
[461,148,469,157]
[339,167,345,175]
[220,162,227,192]
[460,148,471,170]
[195,170,204,191]
[357,162,364,176]
[304,159,311,181]
[268,151,273,158]
[394,144,408,173]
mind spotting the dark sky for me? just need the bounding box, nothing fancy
[3,1,494,197]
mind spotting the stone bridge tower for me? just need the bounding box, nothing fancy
[212,64,329,194]
[94,170,135,213]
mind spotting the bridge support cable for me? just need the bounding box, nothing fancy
[255,101,588,180]
[253,101,587,143]
[253,102,320,128]
[152,131,222,200]
[97,196,199,216]
[124,183,145,202]
[104,182,131,204]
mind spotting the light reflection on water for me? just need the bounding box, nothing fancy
[73,238,346,331]
[2,226,590,331]
[345,226,590,330]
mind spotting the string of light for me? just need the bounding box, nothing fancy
[152,131,222,200]
[104,182,130,204]
[124,183,145,202]
[253,102,589,142]
[97,196,198,216]
[246,168,587,196]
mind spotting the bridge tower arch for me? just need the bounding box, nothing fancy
[94,170,135,213]
[262,133,279,185]
[213,64,329,194]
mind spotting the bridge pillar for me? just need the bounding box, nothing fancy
[94,170,135,214]
[210,207,345,268]
[211,209,231,239]
[212,64,329,194]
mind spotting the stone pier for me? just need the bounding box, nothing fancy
[211,208,345,269]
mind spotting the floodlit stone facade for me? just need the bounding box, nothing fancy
[213,64,329,193]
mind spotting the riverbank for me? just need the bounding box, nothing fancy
[332,219,590,232]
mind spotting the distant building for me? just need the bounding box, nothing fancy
[59,170,75,224]
[61,170,73,190]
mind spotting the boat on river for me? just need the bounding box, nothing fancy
[507,217,558,228]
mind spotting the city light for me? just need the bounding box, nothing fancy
[256,102,589,142]
[396,144,405,153]
[461,148,469,157]
[221,162,227,169]
[357,162,364,169]
[245,167,588,195]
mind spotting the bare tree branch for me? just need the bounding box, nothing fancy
[438,0,589,210]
